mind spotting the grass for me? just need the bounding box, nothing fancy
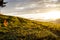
[0,14,60,40]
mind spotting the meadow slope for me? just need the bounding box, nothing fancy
[0,14,60,40]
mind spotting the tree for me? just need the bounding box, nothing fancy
[0,0,7,7]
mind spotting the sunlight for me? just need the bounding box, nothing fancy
[19,10,60,20]
[43,10,60,20]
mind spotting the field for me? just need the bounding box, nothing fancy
[0,14,60,40]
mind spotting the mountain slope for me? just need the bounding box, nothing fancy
[0,14,60,40]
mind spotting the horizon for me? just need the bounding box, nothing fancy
[1,0,60,21]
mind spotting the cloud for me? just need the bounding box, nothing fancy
[1,0,60,15]
[15,3,38,9]
[15,7,25,10]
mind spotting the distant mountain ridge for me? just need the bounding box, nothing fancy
[35,18,60,24]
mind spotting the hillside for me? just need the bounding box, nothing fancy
[0,14,60,40]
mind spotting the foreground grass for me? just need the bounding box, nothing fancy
[0,14,60,40]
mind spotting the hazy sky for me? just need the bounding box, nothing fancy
[1,0,60,20]
[1,0,60,14]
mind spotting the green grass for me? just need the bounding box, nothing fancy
[0,14,60,40]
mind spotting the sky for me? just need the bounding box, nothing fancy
[1,0,60,20]
[1,0,60,14]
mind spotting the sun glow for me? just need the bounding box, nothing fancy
[19,10,60,20]
[42,10,60,20]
